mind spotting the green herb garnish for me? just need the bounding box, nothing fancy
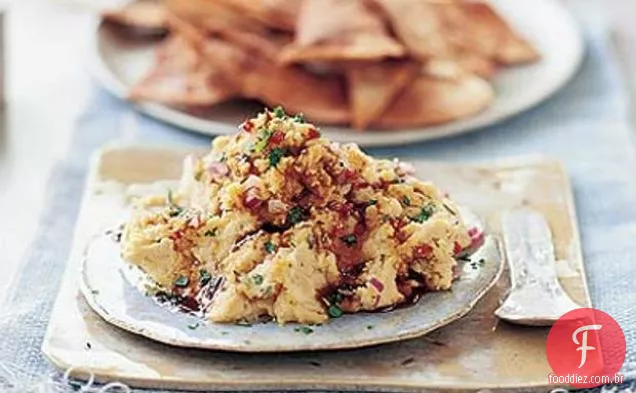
[273,106,286,118]
[366,325,374,330]
[402,196,411,206]
[294,326,314,335]
[199,269,212,286]
[268,147,286,168]
[287,207,306,225]
[340,234,357,247]
[328,305,343,318]
[252,274,264,285]
[264,241,277,254]
[174,276,189,288]
[204,229,217,237]
[411,204,436,223]
[367,199,378,207]
[293,113,305,123]
[187,322,199,330]
[252,129,272,153]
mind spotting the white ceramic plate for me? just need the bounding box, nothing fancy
[80,217,503,353]
[90,0,583,147]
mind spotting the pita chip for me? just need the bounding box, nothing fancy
[280,0,405,64]
[130,36,237,106]
[373,61,494,129]
[346,61,420,130]
[370,0,452,60]
[102,2,168,31]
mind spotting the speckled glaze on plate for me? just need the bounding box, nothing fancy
[80,224,503,353]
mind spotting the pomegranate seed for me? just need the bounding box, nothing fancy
[241,120,254,133]
[307,127,320,140]
[243,189,262,209]
[453,241,463,255]
[415,244,433,258]
[270,130,284,145]
[467,227,479,237]
[369,277,384,292]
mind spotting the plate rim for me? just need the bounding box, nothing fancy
[79,232,504,353]
[87,0,585,147]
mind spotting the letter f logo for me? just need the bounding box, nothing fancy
[572,324,602,368]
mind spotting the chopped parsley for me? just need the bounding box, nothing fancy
[340,234,357,247]
[252,274,264,285]
[174,276,189,288]
[287,207,306,225]
[402,196,411,206]
[326,292,344,305]
[366,325,374,330]
[294,326,314,335]
[273,106,286,118]
[199,269,212,286]
[166,190,184,217]
[293,113,305,123]
[367,199,378,207]
[252,129,272,153]
[264,240,277,254]
[204,229,217,237]
[411,204,436,223]
[268,147,287,168]
[328,305,344,318]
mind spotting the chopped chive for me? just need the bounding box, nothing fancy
[340,234,357,247]
[174,276,189,288]
[287,207,306,225]
[268,148,286,168]
[328,305,343,318]
[199,269,212,286]
[264,240,277,254]
[294,326,314,335]
[252,274,264,285]
[411,204,435,223]
[273,106,286,118]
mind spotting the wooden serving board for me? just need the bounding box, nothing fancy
[42,146,590,392]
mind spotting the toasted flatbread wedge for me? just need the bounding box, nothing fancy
[452,51,497,80]
[188,28,349,125]
[443,1,539,65]
[372,61,494,129]
[130,36,237,106]
[165,0,268,36]
[216,0,301,32]
[346,61,420,130]
[103,2,168,31]
[280,0,405,64]
[370,0,452,60]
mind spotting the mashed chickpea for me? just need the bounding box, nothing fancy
[122,108,473,325]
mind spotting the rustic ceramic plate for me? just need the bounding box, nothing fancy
[89,0,583,147]
[80,218,503,353]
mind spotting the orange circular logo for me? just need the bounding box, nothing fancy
[546,308,626,388]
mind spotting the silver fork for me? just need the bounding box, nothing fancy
[495,208,581,326]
